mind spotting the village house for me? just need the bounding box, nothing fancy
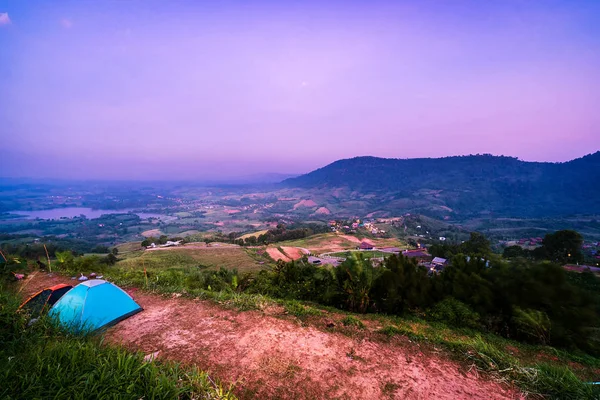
[358,241,374,250]
[402,249,432,262]
[432,257,448,268]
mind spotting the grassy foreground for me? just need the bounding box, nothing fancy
[0,286,236,400]
[278,298,600,399]
[10,256,600,399]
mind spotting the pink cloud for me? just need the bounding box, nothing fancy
[0,12,11,25]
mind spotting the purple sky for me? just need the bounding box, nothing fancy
[1,0,599,180]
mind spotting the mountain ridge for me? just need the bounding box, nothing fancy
[282,152,600,218]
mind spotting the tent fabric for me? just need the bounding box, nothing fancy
[49,279,142,332]
[19,284,73,317]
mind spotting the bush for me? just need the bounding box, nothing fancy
[341,315,365,329]
[283,300,321,318]
[512,307,551,345]
[429,297,481,329]
[378,325,402,337]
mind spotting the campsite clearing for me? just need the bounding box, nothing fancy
[20,273,520,400]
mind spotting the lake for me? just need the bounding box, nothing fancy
[9,207,168,220]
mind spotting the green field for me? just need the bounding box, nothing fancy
[280,233,404,253]
[328,250,391,259]
[117,246,272,273]
[239,230,269,240]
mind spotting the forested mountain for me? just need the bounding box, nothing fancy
[282,152,600,218]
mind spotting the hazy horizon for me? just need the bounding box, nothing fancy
[1,1,599,180]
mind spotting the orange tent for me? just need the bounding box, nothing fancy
[18,284,73,316]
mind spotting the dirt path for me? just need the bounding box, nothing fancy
[19,273,521,400]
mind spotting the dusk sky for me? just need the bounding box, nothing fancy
[1,0,599,180]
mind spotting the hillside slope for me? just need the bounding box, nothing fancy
[282,152,600,218]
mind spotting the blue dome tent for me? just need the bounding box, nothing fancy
[49,279,142,332]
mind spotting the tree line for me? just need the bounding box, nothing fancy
[249,250,600,354]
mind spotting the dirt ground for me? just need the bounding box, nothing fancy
[266,247,291,262]
[141,228,163,237]
[293,199,318,209]
[19,273,522,400]
[280,246,305,260]
[339,235,374,246]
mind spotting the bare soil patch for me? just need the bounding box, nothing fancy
[266,247,291,262]
[339,235,374,245]
[313,207,331,215]
[280,247,304,260]
[141,229,163,237]
[293,199,318,209]
[19,273,520,400]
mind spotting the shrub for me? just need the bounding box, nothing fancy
[341,315,365,329]
[378,325,402,337]
[284,300,321,318]
[512,307,551,345]
[429,297,481,329]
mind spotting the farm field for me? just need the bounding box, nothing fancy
[238,230,269,240]
[328,250,391,259]
[280,233,405,254]
[117,245,273,273]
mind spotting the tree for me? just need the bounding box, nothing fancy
[372,254,432,314]
[459,232,491,257]
[141,237,157,247]
[541,230,583,264]
[503,245,525,259]
[91,245,110,254]
[334,254,377,313]
[103,253,118,266]
[112,247,119,255]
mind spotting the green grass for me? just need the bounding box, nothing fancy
[341,315,365,329]
[238,230,269,240]
[328,250,390,259]
[370,316,600,399]
[33,247,600,399]
[117,247,268,272]
[378,325,403,337]
[214,291,271,312]
[282,300,322,318]
[279,233,404,253]
[0,286,235,400]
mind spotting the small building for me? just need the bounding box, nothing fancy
[358,241,374,250]
[432,257,448,266]
[402,249,432,262]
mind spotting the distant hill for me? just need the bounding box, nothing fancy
[282,152,600,218]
